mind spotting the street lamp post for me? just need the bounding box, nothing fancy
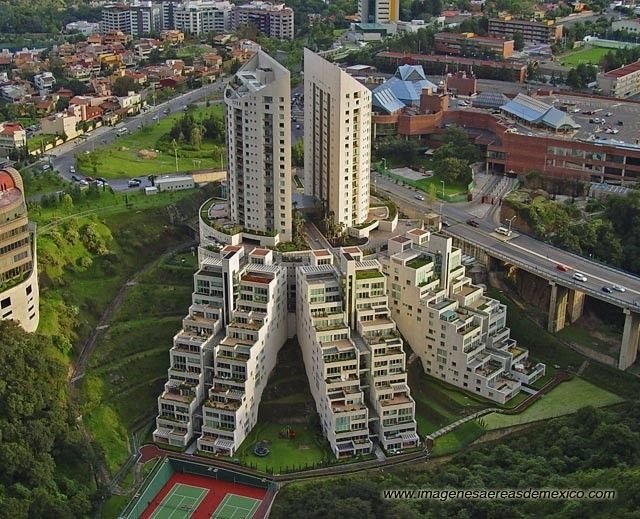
[506,215,517,236]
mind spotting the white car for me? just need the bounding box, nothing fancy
[415,194,425,201]
[612,284,626,293]
[573,272,588,282]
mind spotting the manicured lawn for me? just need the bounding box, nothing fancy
[74,105,224,179]
[431,420,485,457]
[560,46,610,67]
[27,133,57,152]
[376,165,468,199]
[237,423,328,473]
[482,377,624,430]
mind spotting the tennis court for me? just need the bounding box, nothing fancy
[149,483,208,519]
[210,494,260,519]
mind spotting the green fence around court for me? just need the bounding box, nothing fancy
[170,458,274,491]
[120,459,174,519]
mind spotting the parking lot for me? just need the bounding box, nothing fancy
[539,93,640,144]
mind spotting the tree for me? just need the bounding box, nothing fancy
[112,76,138,97]
[292,140,304,167]
[434,157,471,184]
[0,321,95,518]
[513,31,525,51]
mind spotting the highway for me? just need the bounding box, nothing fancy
[39,79,229,191]
[372,172,640,310]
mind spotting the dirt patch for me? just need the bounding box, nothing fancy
[137,149,158,160]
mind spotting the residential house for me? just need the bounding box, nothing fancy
[0,123,27,152]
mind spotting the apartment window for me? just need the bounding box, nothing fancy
[0,297,10,309]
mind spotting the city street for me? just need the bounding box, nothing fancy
[37,79,229,191]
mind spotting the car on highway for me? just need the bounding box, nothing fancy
[415,194,425,201]
[442,220,451,228]
[556,264,569,272]
[466,219,480,228]
[573,272,588,282]
[602,286,613,293]
[612,284,626,292]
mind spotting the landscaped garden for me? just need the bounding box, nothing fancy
[74,104,225,179]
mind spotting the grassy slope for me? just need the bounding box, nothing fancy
[483,378,623,429]
[81,251,196,472]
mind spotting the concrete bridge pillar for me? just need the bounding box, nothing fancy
[567,289,585,324]
[548,282,568,333]
[619,309,640,370]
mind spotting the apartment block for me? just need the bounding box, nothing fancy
[225,50,292,243]
[199,247,288,455]
[101,1,163,37]
[381,229,545,404]
[232,1,294,39]
[0,167,39,333]
[597,60,640,98]
[488,17,562,44]
[358,0,399,24]
[304,49,372,229]
[434,32,514,59]
[172,0,232,35]
[297,248,418,457]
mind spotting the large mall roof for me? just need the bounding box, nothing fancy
[500,93,581,131]
[372,65,438,114]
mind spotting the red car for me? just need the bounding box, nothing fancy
[556,264,569,272]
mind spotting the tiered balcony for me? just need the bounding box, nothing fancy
[160,379,197,405]
[511,360,546,384]
[372,338,404,358]
[475,360,505,380]
[378,382,413,408]
[205,393,242,412]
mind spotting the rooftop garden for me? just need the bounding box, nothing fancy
[356,269,383,280]
[407,256,431,270]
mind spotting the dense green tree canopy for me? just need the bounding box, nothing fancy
[272,405,640,518]
[0,321,96,518]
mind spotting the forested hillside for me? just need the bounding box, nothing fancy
[0,0,100,35]
[0,321,96,517]
[272,405,640,518]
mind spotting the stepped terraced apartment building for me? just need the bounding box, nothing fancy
[153,207,419,457]
[380,229,545,404]
[0,167,39,333]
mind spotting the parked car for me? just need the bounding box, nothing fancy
[69,166,76,174]
[71,174,80,182]
[96,176,107,183]
[84,176,94,182]
[415,194,425,201]
[79,179,89,186]
[128,179,141,187]
[442,220,451,228]
[573,272,588,282]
